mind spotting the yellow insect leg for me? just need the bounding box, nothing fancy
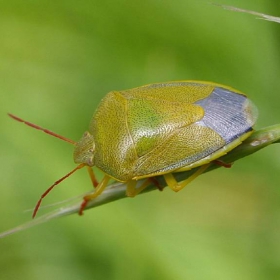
[86,166,99,187]
[79,174,111,215]
[126,179,153,197]
[164,164,210,192]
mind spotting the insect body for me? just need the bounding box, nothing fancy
[9,81,258,217]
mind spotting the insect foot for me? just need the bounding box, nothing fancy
[172,184,183,192]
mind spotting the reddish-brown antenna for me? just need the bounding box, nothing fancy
[8,113,77,145]
[8,113,82,218]
[32,163,86,218]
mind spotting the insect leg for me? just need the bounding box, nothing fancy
[79,175,111,215]
[86,166,99,187]
[214,160,233,168]
[149,177,164,191]
[126,179,152,197]
[163,164,210,192]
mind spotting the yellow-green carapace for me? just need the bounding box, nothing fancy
[9,81,258,216]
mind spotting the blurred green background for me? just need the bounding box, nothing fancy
[1,0,280,279]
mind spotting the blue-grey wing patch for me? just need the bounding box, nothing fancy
[195,87,258,144]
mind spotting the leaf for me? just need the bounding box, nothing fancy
[212,3,280,24]
[1,124,280,238]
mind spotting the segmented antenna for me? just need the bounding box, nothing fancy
[8,113,82,218]
[8,113,76,145]
[32,163,86,218]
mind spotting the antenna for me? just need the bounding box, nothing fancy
[8,113,83,218]
[8,113,76,145]
[32,163,86,218]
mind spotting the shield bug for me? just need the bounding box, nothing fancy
[9,81,258,217]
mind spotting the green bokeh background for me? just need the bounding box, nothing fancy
[1,0,280,279]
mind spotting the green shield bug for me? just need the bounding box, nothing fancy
[9,80,258,217]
